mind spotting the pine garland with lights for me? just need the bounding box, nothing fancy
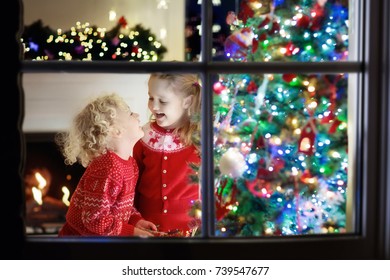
[191,0,350,237]
[22,16,167,61]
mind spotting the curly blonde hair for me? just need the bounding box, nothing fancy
[55,93,130,167]
[149,73,201,149]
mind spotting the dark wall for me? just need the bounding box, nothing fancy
[3,0,24,260]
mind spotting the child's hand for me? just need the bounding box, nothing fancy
[133,227,155,237]
[136,219,158,232]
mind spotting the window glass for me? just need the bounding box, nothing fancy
[23,0,354,63]
[212,72,356,236]
[24,135,84,235]
[22,0,360,239]
[23,73,202,237]
[213,0,354,62]
[22,0,188,61]
[23,73,151,234]
[23,73,151,132]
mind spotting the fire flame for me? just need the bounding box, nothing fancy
[35,172,47,189]
[32,172,47,205]
[32,187,43,205]
[62,186,70,206]
[30,171,70,207]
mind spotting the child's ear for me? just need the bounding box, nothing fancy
[183,95,193,109]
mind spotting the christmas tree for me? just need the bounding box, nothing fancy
[210,0,349,237]
[22,16,167,61]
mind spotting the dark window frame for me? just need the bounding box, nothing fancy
[6,0,390,259]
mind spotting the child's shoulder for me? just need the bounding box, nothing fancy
[87,151,135,177]
[88,152,113,168]
[90,151,124,169]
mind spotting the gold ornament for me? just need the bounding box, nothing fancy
[248,0,274,16]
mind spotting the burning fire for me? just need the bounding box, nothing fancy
[62,186,70,206]
[25,168,73,234]
[31,172,47,205]
[30,171,70,207]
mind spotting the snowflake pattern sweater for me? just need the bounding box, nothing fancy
[58,151,143,236]
[133,122,200,234]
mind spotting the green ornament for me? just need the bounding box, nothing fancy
[337,105,348,122]
[239,118,258,134]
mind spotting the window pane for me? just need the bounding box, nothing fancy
[213,72,356,236]
[213,0,356,62]
[23,73,151,132]
[23,73,202,237]
[22,0,188,61]
[23,73,151,235]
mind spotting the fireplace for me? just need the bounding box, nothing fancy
[24,133,85,234]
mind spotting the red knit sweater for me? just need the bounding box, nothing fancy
[133,122,201,235]
[58,151,143,236]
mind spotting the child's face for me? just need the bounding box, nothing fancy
[116,108,144,144]
[147,77,191,130]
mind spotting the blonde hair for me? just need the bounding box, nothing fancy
[149,73,201,149]
[55,93,130,167]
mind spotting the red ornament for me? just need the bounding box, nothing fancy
[318,75,341,124]
[246,178,271,198]
[321,109,335,124]
[296,14,311,28]
[118,16,128,28]
[300,169,314,184]
[271,157,285,173]
[310,3,327,31]
[258,17,271,29]
[215,179,237,221]
[255,135,266,149]
[256,158,285,181]
[282,73,297,83]
[238,0,255,24]
[257,167,272,180]
[247,80,258,93]
[284,42,299,56]
[213,81,226,95]
[328,118,341,134]
[268,19,280,35]
[252,38,259,54]
[259,33,267,42]
[298,120,316,155]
